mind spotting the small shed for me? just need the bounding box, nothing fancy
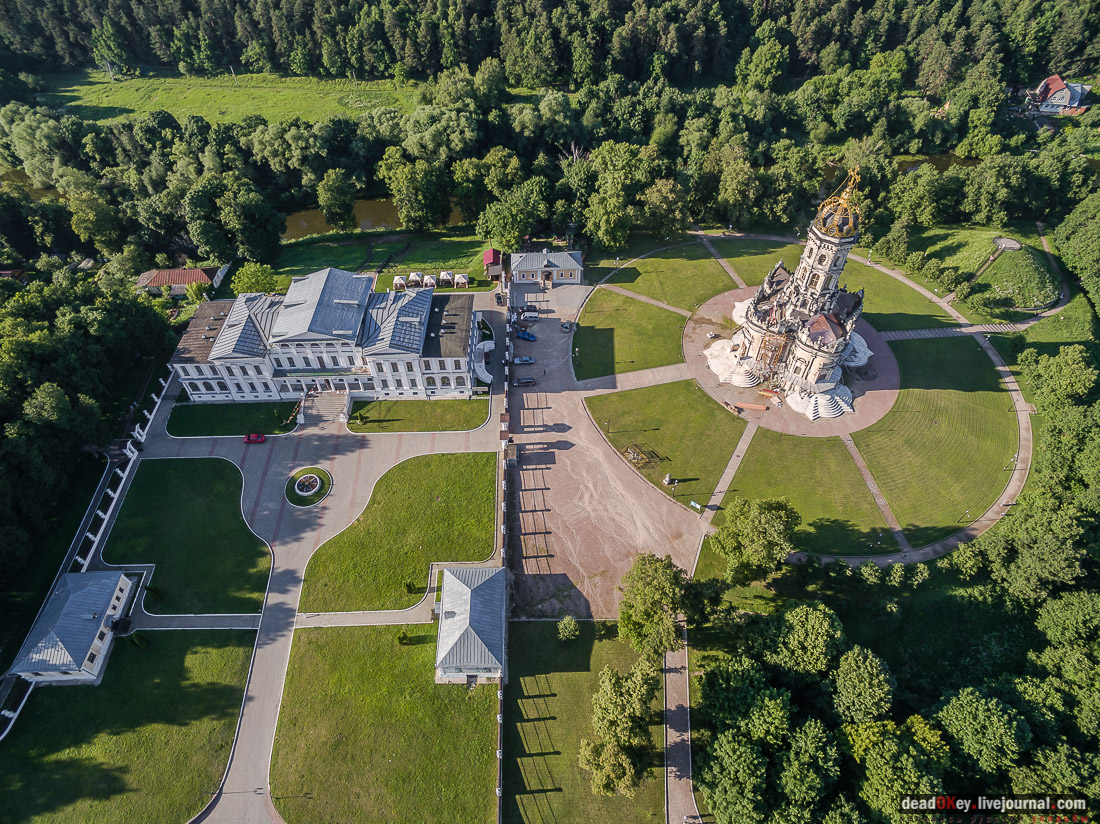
[408,271,423,287]
[455,273,469,288]
[392,275,407,290]
[435,567,506,685]
[483,249,501,267]
[423,274,438,288]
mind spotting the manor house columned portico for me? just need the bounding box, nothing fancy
[170,268,482,403]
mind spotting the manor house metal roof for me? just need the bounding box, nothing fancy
[436,567,506,672]
[271,268,376,343]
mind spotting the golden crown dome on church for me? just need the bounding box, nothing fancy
[813,169,862,239]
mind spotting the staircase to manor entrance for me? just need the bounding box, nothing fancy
[301,390,349,427]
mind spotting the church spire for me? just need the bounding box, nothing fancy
[813,169,862,239]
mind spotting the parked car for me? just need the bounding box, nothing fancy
[514,356,534,365]
[523,303,539,313]
[560,321,572,332]
[513,376,538,387]
[244,433,266,444]
[516,330,537,341]
[520,311,540,321]
[494,292,505,305]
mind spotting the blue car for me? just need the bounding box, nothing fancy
[516,330,537,342]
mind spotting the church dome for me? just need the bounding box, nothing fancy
[813,169,862,239]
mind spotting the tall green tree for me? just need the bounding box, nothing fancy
[316,168,357,232]
[617,553,686,657]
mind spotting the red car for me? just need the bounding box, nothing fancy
[243,433,266,444]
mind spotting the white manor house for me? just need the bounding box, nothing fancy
[171,267,487,402]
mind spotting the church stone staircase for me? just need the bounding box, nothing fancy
[302,391,349,426]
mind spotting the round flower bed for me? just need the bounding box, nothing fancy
[285,466,332,507]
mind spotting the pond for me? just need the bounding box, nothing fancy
[282,198,464,240]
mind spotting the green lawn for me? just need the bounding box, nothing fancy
[842,258,956,331]
[102,458,270,614]
[0,454,106,673]
[713,429,894,555]
[166,401,298,436]
[585,380,745,507]
[299,452,495,612]
[272,625,496,824]
[972,246,1060,310]
[375,230,490,290]
[606,241,732,310]
[573,289,686,380]
[0,630,254,824]
[348,398,490,432]
[286,467,332,507]
[269,234,378,288]
[38,70,417,122]
[851,337,1018,547]
[582,236,691,285]
[709,238,806,286]
[503,621,663,824]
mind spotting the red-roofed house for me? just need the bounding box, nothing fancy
[1028,75,1092,114]
[483,248,503,280]
[135,265,228,297]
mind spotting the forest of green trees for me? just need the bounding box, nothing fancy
[0,0,1097,818]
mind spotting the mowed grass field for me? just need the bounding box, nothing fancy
[842,258,956,331]
[503,621,663,824]
[0,631,254,824]
[348,398,490,432]
[710,238,806,286]
[299,452,495,612]
[573,289,686,380]
[375,230,490,290]
[38,70,417,122]
[270,235,377,287]
[607,241,732,310]
[272,625,496,824]
[167,401,299,436]
[851,337,1018,547]
[101,458,270,614]
[585,380,745,507]
[715,429,895,555]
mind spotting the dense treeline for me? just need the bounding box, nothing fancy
[0,58,1094,275]
[0,274,172,580]
[0,0,1096,88]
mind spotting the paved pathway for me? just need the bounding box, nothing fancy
[664,631,699,824]
[698,234,747,287]
[600,283,692,317]
[703,422,758,523]
[839,434,912,552]
[75,295,511,824]
[577,362,692,393]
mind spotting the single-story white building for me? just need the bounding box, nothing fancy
[509,250,583,285]
[435,567,507,685]
[10,572,135,685]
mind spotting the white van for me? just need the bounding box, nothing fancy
[520,311,540,321]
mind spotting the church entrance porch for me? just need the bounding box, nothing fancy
[683,287,901,437]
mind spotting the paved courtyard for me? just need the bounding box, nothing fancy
[508,283,708,618]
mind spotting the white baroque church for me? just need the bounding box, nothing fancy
[705,170,873,420]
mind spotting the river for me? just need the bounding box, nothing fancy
[282,199,465,240]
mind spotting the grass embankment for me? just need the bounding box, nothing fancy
[286,467,332,507]
[573,289,686,380]
[714,428,894,555]
[348,398,490,432]
[503,621,663,824]
[299,452,495,612]
[166,401,298,436]
[38,70,417,122]
[102,458,270,614]
[851,337,1018,547]
[375,230,489,290]
[0,630,254,824]
[974,247,1060,310]
[585,380,745,507]
[272,624,496,824]
[606,242,733,310]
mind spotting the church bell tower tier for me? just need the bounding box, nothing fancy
[707,170,874,421]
